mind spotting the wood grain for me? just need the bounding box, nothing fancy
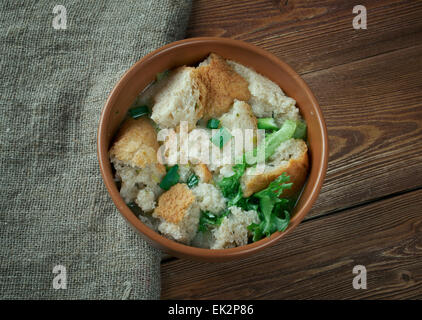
[161,189,422,299]
[187,0,422,75]
[303,44,422,219]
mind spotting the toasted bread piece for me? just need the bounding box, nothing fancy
[241,139,308,197]
[193,163,212,183]
[109,117,165,203]
[193,53,250,120]
[227,60,299,124]
[151,66,204,130]
[153,183,200,243]
[109,117,164,171]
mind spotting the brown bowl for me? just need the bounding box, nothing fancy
[97,37,328,262]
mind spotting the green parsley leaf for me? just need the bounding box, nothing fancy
[198,210,230,232]
[159,165,179,190]
[211,127,232,148]
[129,105,149,119]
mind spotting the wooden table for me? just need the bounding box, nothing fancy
[161,0,422,299]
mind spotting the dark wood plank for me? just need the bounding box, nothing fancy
[303,44,422,218]
[187,0,422,75]
[161,188,422,299]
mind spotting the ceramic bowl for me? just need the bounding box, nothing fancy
[97,37,328,262]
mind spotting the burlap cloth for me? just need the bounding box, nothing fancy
[0,0,192,299]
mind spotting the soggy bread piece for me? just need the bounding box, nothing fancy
[193,53,250,120]
[211,207,259,249]
[153,183,200,244]
[241,139,308,197]
[151,66,204,130]
[109,118,165,203]
[192,182,226,214]
[209,100,258,175]
[219,100,257,131]
[227,60,299,124]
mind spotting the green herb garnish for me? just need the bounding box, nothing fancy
[159,165,179,190]
[244,119,296,165]
[129,105,149,119]
[217,163,246,207]
[257,118,279,130]
[210,127,232,148]
[293,120,307,140]
[186,173,199,188]
[248,173,292,242]
[207,118,220,129]
[198,210,230,232]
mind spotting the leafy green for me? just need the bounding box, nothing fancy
[198,210,230,232]
[248,173,293,241]
[293,120,307,140]
[244,119,296,166]
[236,196,259,212]
[186,172,199,188]
[159,165,179,190]
[210,127,232,148]
[217,163,246,207]
[129,105,149,119]
[207,118,220,129]
[212,120,300,242]
[262,119,296,160]
[257,118,279,130]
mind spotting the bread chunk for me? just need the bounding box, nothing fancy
[151,66,204,130]
[227,60,299,124]
[193,53,250,120]
[109,117,165,203]
[219,100,257,131]
[241,139,308,197]
[153,183,200,244]
[211,207,259,249]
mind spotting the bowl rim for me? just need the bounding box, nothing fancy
[97,37,329,261]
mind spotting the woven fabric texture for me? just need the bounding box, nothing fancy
[0,0,192,299]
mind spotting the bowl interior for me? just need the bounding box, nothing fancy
[98,38,328,261]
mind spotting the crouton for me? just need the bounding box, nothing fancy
[227,61,299,124]
[241,138,308,197]
[109,117,162,168]
[193,54,251,120]
[153,183,200,244]
[211,207,259,249]
[151,66,204,130]
[109,118,165,203]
